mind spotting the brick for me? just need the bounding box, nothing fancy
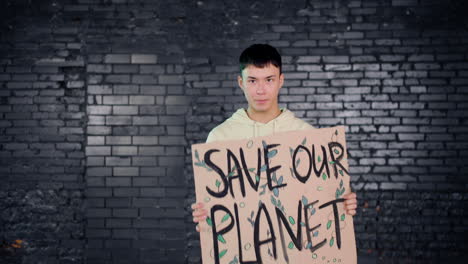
[103,96,128,105]
[106,177,131,186]
[133,116,158,125]
[106,136,131,145]
[113,84,139,94]
[106,157,131,166]
[87,64,112,73]
[106,116,132,125]
[129,95,155,105]
[104,54,130,64]
[165,96,190,105]
[132,75,158,84]
[113,65,139,73]
[159,75,184,84]
[86,146,111,156]
[112,146,138,156]
[87,106,112,115]
[131,54,157,64]
[323,56,349,63]
[113,106,138,115]
[113,167,138,177]
[272,25,295,32]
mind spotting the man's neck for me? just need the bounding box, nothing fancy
[245,107,282,124]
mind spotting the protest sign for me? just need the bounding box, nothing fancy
[192,126,356,264]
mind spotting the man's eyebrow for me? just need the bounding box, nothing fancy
[247,75,276,79]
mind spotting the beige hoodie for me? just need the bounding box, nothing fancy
[206,108,314,143]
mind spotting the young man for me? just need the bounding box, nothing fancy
[191,44,357,231]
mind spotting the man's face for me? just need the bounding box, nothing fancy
[238,63,284,114]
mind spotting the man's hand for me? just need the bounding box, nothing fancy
[343,192,357,216]
[191,202,207,232]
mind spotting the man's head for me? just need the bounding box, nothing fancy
[239,43,282,75]
[238,44,284,116]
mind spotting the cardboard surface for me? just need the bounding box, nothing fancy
[192,126,357,264]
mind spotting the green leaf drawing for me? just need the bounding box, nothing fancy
[313,230,319,237]
[322,173,327,181]
[215,179,221,188]
[341,213,345,221]
[267,149,278,158]
[260,164,267,172]
[288,216,295,225]
[301,195,308,206]
[318,155,321,162]
[327,220,332,230]
[339,170,344,176]
[295,158,301,167]
[334,149,340,154]
[301,137,307,146]
[273,188,279,197]
[248,168,256,172]
[195,150,200,161]
[340,179,343,188]
[288,241,294,249]
[219,249,227,258]
[255,175,260,182]
[330,236,334,247]
[218,234,226,244]
[229,255,239,264]
[221,214,230,223]
[271,196,277,206]
[206,217,212,226]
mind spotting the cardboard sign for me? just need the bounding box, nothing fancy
[192,126,356,264]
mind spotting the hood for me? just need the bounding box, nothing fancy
[228,108,297,137]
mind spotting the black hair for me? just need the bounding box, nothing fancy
[239,43,282,75]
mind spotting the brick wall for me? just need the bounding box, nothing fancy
[1,0,467,263]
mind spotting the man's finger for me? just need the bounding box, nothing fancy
[191,203,203,210]
[347,209,356,216]
[192,209,207,217]
[345,199,357,205]
[193,214,207,222]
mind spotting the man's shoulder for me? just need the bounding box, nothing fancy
[205,117,242,143]
[278,112,315,131]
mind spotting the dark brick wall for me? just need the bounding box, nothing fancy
[1,0,467,263]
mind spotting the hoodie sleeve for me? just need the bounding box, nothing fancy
[205,129,218,143]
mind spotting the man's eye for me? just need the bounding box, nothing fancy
[248,80,255,83]
[267,79,273,82]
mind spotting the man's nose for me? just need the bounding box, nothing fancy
[256,82,266,94]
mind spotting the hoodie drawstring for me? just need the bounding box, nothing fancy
[253,118,279,137]
[254,122,257,137]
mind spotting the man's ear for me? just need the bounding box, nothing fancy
[237,75,244,90]
[279,73,284,88]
